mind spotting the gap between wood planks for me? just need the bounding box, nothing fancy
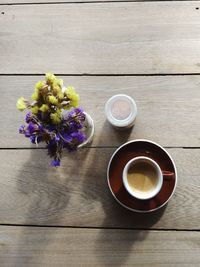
[0,223,199,231]
[1,0,200,6]
[0,147,200,150]
[2,73,200,76]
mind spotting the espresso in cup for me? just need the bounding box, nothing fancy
[123,157,163,200]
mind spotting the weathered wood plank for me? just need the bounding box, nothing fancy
[0,148,199,229]
[1,75,200,148]
[1,2,200,74]
[0,226,200,267]
[2,0,199,4]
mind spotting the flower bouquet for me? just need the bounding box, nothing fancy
[17,73,93,167]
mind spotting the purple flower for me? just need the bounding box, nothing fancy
[71,131,86,143]
[47,124,56,132]
[47,141,57,158]
[30,135,36,144]
[37,136,43,143]
[67,107,84,118]
[62,131,86,152]
[51,159,60,167]
[25,112,32,123]
[38,124,44,131]
[19,125,25,134]
[59,132,72,143]
[55,134,60,142]
[69,120,82,131]
[24,130,31,137]
[37,111,43,121]
[18,101,87,167]
[66,108,86,130]
[28,122,37,134]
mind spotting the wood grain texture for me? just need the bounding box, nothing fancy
[1,2,200,74]
[2,75,200,148]
[0,148,199,229]
[0,226,200,267]
[2,0,199,3]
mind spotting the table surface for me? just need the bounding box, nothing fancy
[0,0,200,266]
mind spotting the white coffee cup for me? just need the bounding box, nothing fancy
[122,156,163,200]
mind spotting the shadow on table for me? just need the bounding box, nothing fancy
[13,148,78,266]
[81,121,166,266]
[100,120,133,144]
[13,119,166,266]
[95,204,166,267]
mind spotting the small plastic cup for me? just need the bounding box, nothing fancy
[105,94,137,130]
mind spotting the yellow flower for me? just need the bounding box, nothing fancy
[70,98,79,108]
[52,77,63,88]
[58,92,64,100]
[45,73,56,84]
[35,81,44,91]
[56,78,63,88]
[65,86,79,108]
[48,95,58,105]
[31,106,39,115]
[50,112,61,124]
[52,84,61,95]
[40,85,48,96]
[39,104,49,113]
[31,91,39,101]
[16,97,27,111]
[56,108,61,116]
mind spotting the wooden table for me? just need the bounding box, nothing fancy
[0,0,200,266]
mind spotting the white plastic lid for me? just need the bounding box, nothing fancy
[105,94,137,127]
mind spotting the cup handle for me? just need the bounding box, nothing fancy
[162,170,174,180]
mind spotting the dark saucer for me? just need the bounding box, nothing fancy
[107,139,177,213]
